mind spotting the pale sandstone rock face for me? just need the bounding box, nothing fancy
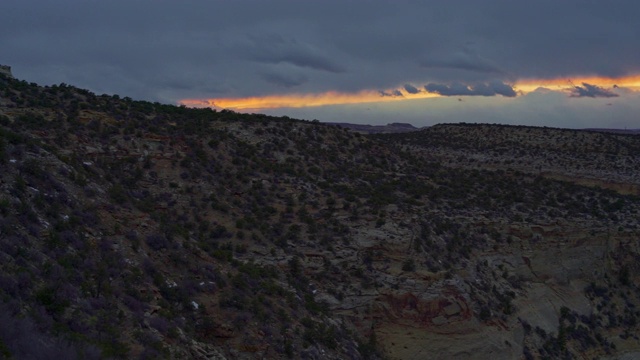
[336,223,625,359]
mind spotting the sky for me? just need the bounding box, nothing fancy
[1,0,640,129]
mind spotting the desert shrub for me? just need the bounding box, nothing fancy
[0,303,101,359]
[301,318,337,349]
[35,286,70,315]
[108,184,128,204]
[402,259,416,272]
[210,224,230,239]
[148,316,171,334]
[145,233,170,251]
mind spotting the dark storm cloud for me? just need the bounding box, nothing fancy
[425,81,517,97]
[570,83,619,98]
[420,47,503,74]
[403,84,421,94]
[489,81,518,97]
[242,34,345,73]
[379,90,403,97]
[261,71,308,88]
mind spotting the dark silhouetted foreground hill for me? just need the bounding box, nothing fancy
[1,74,640,359]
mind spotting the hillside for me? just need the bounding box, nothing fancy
[325,122,420,134]
[1,74,640,359]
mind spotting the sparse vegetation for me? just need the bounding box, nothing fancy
[0,74,639,359]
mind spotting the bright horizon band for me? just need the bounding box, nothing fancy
[180,75,640,112]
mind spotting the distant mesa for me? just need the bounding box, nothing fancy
[0,64,13,78]
[388,122,416,128]
[327,122,421,134]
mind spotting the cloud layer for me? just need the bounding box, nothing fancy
[424,81,517,97]
[1,0,639,128]
[570,83,618,98]
[420,47,504,75]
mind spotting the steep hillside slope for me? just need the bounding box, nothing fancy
[381,123,640,195]
[1,74,640,359]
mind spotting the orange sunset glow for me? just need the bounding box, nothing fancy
[180,89,440,111]
[513,75,640,93]
[180,75,640,112]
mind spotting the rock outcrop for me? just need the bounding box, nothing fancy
[0,64,12,78]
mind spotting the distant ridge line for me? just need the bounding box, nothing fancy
[583,128,640,134]
[326,122,422,134]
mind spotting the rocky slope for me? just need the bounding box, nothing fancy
[1,74,640,359]
[325,122,420,134]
